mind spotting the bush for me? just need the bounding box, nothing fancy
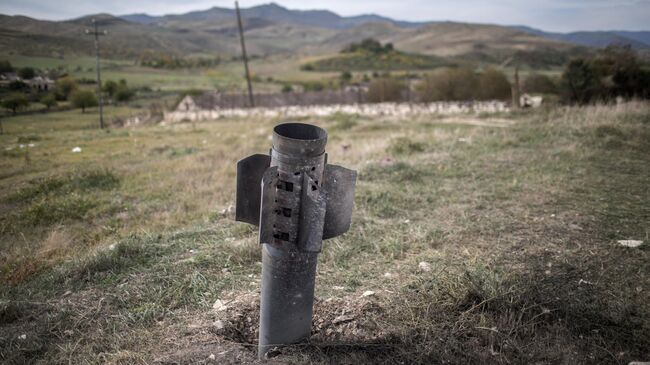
[593,45,650,99]
[115,87,134,102]
[561,58,602,104]
[18,67,35,80]
[56,77,78,100]
[0,60,13,74]
[477,67,511,100]
[8,80,28,91]
[523,74,558,94]
[417,68,478,101]
[1,93,29,115]
[103,80,118,97]
[70,90,98,113]
[368,77,405,103]
[341,38,394,55]
[40,93,58,109]
[281,84,293,93]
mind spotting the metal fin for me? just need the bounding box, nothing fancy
[259,166,279,245]
[235,154,271,226]
[297,173,326,252]
[322,164,357,239]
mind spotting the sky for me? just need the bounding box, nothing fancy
[1,0,649,33]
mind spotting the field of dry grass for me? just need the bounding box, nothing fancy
[0,102,648,364]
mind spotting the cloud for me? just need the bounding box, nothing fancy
[0,0,648,31]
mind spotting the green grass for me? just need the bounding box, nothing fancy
[0,102,649,364]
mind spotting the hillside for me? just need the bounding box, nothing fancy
[0,2,638,67]
[513,26,650,49]
[121,2,427,29]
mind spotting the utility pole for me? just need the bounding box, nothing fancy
[511,63,521,109]
[235,1,255,108]
[85,19,107,129]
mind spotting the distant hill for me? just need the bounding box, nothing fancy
[1,2,646,69]
[120,2,426,29]
[512,26,650,49]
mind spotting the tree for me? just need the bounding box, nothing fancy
[18,67,36,80]
[70,90,98,113]
[523,73,558,94]
[114,79,134,102]
[8,80,28,91]
[593,45,649,98]
[417,68,479,101]
[477,67,511,100]
[561,58,602,104]
[0,60,13,74]
[1,93,29,115]
[340,71,352,83]
[115,88,135,102]
[103,80,118,98]
[56,76,78,100]
[367,77,405,103]
[40,93,58,110]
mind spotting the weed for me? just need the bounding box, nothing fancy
[388,137,426,155]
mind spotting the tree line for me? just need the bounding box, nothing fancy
[1,60,136,116]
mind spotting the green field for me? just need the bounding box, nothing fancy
[0,102,648,364]
[4,54,338,92]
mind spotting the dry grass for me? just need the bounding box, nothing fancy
[0,102,649,364]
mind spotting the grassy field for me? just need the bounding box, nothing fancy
[5,54,337,92]
[0,102,648,364]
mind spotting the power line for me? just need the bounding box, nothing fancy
[85,19,107,129]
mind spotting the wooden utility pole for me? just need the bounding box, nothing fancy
[235,1,255,108]
[511,63,521,109]
[85,19,107,128]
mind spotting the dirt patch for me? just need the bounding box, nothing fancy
[156,290,400,364]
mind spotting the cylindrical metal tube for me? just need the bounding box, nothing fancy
[258,123,328,358]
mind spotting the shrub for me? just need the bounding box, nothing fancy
[477,67,511,100]
[281,84,293,93]
[40,93,58,109]
[561,58,602,104]
[0,60,13,73]
[1,93,29,115]
[18,67,35,80]
[56,76,78,100]
[523,74,558,94]
[70,90,98,113]
[417,68,478,101]
[388,137,426,155]
[103,80,118,97]
[368,77,405,103]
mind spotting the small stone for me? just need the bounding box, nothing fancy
[384,272,393,278]
[361,290,375,297]
[618,240,643,248]
[332,286,345,290]
[208,353,216,360]
[333,314,355,324]
[18,334,26,340]
[213,320,225,330]
[212,299,227,311]
[221,268,231,273]
[71,147,82,153]
[418,261,432,272]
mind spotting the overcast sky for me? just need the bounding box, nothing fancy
[1,0,649,32]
